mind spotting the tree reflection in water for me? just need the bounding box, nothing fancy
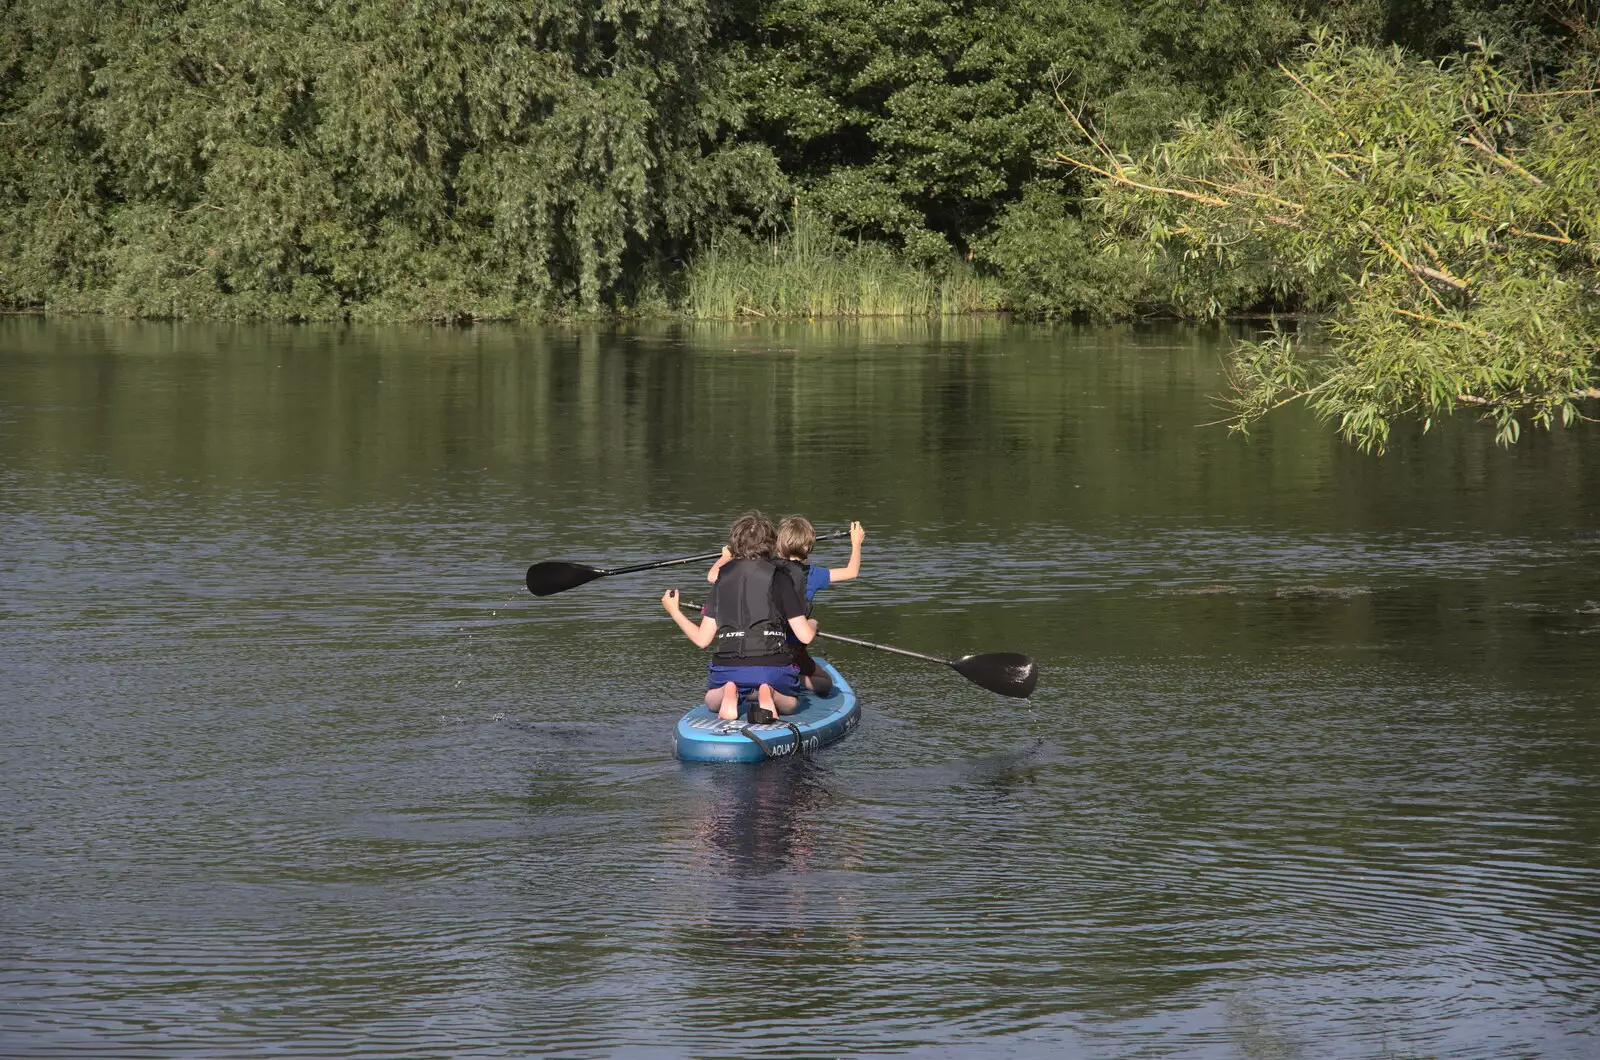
[688,757,836,880]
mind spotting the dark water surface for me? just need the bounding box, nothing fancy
[2,318,1597,1059]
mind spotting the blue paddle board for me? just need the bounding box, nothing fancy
[674,657,860,763]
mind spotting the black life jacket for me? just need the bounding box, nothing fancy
[773,559,812,618]
[711,558,793,662]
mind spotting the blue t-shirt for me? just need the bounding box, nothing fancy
[781,563,834,647]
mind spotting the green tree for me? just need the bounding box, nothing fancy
[1063,33,1600,450]
[976,0,1590,318]
[0,0,1585,321]
[732,0,1311,260]
[0,0,785,318]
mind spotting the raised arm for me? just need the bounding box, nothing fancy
[828,521,865,582]
[662,589,717,648]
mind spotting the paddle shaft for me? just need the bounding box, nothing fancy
[606,528,850,577]
[606,551,719,576]
[812,629,949,665]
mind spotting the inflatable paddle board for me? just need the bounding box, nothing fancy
[674,657,859,763]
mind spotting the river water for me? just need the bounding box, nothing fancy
[1,317,1596,1059]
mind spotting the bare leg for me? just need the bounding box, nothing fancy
[705,681,739,721]
[796,647,831,697]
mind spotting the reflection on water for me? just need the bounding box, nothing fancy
[1,317,1597,1058]
[687,759,837,879]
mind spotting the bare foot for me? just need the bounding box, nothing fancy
[709,681,738,721]
[754,683,777,723]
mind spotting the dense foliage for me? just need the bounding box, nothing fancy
[1066,34,1600,450]
[0,0,1589,323]
[0,0,786,318]
[730,0,1308,257]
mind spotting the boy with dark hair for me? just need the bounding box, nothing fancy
[705,517,864,700]
[662,512,815,723]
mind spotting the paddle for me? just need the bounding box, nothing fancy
[812,630,1040,700]
[527,529,850,597]
[675,598,1039,700]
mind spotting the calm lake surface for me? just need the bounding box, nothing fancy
[1,317,1597,1059]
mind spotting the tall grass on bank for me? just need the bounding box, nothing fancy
[684,211,1002,319]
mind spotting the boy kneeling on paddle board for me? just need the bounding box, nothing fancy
[662,512,815,723]
[706,516,863,700]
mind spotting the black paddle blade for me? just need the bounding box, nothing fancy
[525,561,607,597]
[951,653,1040,699]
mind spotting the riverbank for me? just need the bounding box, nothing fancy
[0,207,1276,325]
[0,246,1009,325]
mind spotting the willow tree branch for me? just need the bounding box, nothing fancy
[1054,154,1231,207]
[1278,62,1338,115]
[1458,136,1544,184]
[1510,225,1575,245]
[1392,306,1493,338]
[1457,387,1600,406]
[1186,175,1306,212]
[1368,231,1470,301]
[1052,88,1122,168]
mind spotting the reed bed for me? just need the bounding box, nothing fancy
[684,213,1002,319]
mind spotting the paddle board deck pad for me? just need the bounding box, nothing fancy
[674,657,859,763]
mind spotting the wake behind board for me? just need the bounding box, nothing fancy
[674,657,860,763]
